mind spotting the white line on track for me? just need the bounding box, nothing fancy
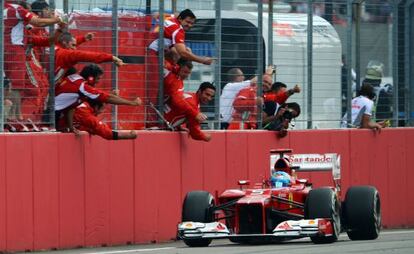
[378,229,414,235]
[83,247,176,254]
[337,229,414,238]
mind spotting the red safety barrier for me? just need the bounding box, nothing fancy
[0,128,413,252]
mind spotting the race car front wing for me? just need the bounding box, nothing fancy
[178,219,333,240]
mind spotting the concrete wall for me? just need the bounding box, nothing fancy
[0,128,413,251]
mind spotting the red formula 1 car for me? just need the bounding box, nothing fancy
[178,149,381,247]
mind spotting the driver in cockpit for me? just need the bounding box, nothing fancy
[270,171,292,188]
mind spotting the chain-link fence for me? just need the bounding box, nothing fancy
[0,0,412,132]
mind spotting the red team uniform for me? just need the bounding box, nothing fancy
[55,73,110,112]
[263,90,289,104]
[228,86,258,130]
[148,16,186,53]
[24,28,92,120]
[28,27,89,71]
[55,74,111,130]
[146,16,186,125]
[53,47,113,85]
[3,2,35,90]
[228,86,291,130]
[72,101,114,140]
[164,92,207,141]
[24,27,56,120]
[163,67,198,120]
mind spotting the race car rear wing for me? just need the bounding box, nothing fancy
[270,150,341,181]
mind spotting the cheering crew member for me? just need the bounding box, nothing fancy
[227,75,273,130]
[163,60,208,122]
[55,64,141,132]
[29,0,95,68]
[54,32,124,85]
[71,99,137,140]
[147,59,206,128]
[146,9,213,125]
[149,9,213,65]
[164,82,216,142]
[3,0,65,120]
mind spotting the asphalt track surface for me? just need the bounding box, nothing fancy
[30,229,414,254]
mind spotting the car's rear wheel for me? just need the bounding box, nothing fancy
[182,191,215,247]
[344,186,381,240]
[305,188,341,244]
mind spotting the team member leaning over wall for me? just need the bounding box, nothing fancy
[55,64,142,133]
[146,9,214,127]
[164,82,216,142]
[71,99,137,140]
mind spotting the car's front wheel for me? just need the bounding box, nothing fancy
[305,187,341,244]
[182,191,215,247]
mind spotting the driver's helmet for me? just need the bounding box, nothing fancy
[270,171,291,188]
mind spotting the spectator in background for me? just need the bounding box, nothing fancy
[164,82,216,142]
[263,82,301,127]
[219,68,247,129]
[226,68,245,83]
[263,102,301,137]
[263,82,301,105]
[363,60,393,122]
[340,83,386,130]
[3,0,65,121]
[71,99,137,140]
[220,66,274,129]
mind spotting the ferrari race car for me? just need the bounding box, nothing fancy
[178,149,381,247]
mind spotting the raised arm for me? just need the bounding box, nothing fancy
[174,43,213,65]
[29,15,64,27]
[57,48,121,69]
[106,94,142,106]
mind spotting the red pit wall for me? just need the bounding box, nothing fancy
[0,128,413,251]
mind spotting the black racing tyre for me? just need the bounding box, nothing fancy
[305,188,341,244]
[181,191,215,247]
[344,186,381,240]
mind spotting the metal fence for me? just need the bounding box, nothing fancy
[0,0,412,132]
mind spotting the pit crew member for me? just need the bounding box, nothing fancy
[164,82,216,142]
